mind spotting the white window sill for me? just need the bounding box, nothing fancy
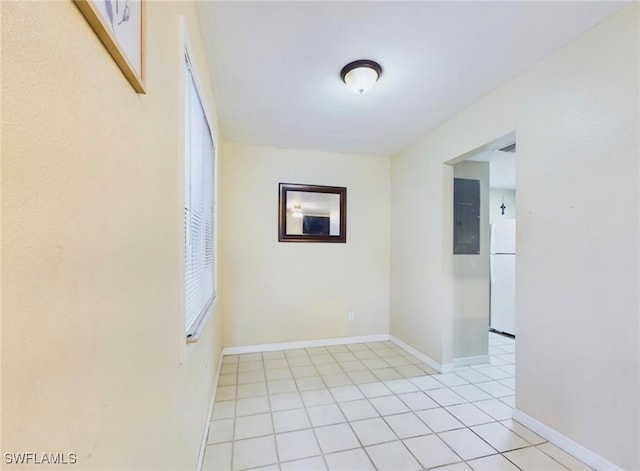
[186,295,217,344]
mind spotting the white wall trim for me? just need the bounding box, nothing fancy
[512,409,624,471]
[389,335,448,373]
[222,334,391,355]
[452,354,490,368]
[195,352,224,471]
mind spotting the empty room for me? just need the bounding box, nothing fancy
[2,1,638,471]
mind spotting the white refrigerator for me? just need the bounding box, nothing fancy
[490,219,516,336]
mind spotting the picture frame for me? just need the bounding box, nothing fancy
[74,0,146,94]
[278,183,347,243]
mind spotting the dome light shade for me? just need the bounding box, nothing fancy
[292,204,303,218]
[340,60,382,95]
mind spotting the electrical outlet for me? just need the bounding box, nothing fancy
[348,312,355,322]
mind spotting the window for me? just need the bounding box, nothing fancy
[184,51,216,340]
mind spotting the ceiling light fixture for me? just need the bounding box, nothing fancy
[340,59,382,95]
[292,204,303,219]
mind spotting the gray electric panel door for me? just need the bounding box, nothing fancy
[453,178,480,254]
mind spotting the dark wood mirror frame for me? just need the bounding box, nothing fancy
[278,183,347,243]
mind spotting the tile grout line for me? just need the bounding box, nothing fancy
[286,346,327,470]
[231,356,239,470]
[325,343,378,470]
[261,351,281,471]
[205,334,589,471]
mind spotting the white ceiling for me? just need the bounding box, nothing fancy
[469,150,516,189]
[287,191,339,215]
[196,1,627,157]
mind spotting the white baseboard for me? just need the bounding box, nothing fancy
[452,354,490,368]
[388,335,447,373]
[222,334,391,355]
[512,409,624,471]
[196,351,225,471]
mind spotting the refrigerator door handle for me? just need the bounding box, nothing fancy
[490,254,495,284]
[490,224,495,253]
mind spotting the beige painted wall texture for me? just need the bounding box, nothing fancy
[2,2,223,469]
[391,5,639,469]
[451,161,490,361]
[220,143,390,347]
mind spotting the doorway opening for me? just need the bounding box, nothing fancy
[468,141,517,339]
[444,131,516,410]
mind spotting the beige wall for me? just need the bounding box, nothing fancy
[220,143,390,347]
[450,161,490,362]
[1,2,223,469]
[391,5,639,469]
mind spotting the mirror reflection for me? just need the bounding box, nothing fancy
[285,191,341,236]
[278,183,347,243]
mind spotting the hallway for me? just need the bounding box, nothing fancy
[202,333,589,470]
[3,2,638,469]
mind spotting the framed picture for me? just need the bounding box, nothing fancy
[74,0,146,93]
[278,183,347,243]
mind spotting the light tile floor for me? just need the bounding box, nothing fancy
[202,333,592,471]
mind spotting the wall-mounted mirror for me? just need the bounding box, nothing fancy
[279,183,347,243]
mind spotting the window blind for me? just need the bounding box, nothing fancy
[184,55,216,335]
